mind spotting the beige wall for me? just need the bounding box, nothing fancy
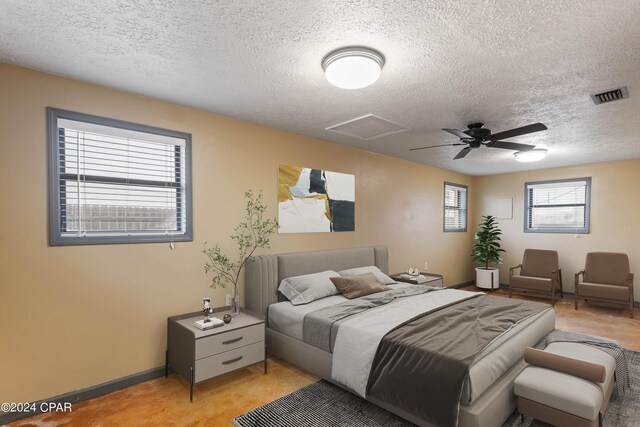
[473,161,640,299]
[0,63,475,403]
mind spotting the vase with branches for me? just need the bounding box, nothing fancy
[203,190,278,316]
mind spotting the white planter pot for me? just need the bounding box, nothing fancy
[475,267,499,290]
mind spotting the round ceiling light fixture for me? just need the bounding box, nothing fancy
[514,148,548,162]
[322,46,385,89]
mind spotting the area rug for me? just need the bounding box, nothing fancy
[233,350,639,427]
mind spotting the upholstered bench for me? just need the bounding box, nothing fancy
[514,343,616,427]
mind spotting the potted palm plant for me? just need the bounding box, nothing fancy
[472,215,505,289]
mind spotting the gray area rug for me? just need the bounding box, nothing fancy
[233,350,639,427]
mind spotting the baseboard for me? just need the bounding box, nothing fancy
[0,366,165,424]
[448,280,475,289]
[497,283,640,307]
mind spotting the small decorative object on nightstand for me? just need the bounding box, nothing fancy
[193,297,224,330]
[166,307,266,402]
[407,267,420,276]
[390,271,443,287]
[202,297,214,321]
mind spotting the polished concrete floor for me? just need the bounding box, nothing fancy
[11,290,639,427]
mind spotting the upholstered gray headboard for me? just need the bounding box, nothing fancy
[245,246,388,320]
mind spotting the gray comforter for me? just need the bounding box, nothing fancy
[367,295,549,427]
[303,285,436,352]
[301,287,550,427]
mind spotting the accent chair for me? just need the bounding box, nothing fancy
[509,249,562,305]
[575,252,634,318]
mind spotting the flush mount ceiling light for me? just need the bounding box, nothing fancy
[514,148,548,162]
[322,46,385,89]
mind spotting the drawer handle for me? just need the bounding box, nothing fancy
[222,356,243,365]
[222,337,243,345]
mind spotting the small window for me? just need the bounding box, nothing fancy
[47,108,192,245]
[524,178,591,233]
[444,182,467,232]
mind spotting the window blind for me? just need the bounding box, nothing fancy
[525,178,590,233]
[48,108,192,245]
[444,183,467,232]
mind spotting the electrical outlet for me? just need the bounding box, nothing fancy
[225,293,231,306]
[424,261,428,271]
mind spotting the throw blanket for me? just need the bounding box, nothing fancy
[331,289,481,397]
[546,329,630,396]
[367,296,550,427]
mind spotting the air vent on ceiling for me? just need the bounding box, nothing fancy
[590,86,629,105]
[326,114,411,140]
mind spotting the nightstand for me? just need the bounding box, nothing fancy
[166,307,265,401]
[389,272,443,287]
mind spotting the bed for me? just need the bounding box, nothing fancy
[245,246,555,427]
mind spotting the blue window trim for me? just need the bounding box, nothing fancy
[47,107,193,246]
[523,177,591,234]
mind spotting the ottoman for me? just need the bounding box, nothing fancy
[514,343,616,427]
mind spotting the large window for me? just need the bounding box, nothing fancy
[444,182,467,232]
[47,108,192,245]
[524,178,591,233]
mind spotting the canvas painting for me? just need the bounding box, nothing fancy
[278,165,355,233]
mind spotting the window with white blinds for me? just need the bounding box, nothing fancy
[524,178,591,233]
[444,182,467,232]
[47,108,192,245]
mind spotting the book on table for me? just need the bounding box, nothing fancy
[194,317,224,330]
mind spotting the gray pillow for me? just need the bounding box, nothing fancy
[338,266,396,285]
[278,270,340,305]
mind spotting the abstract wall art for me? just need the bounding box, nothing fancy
[278,165,355,233]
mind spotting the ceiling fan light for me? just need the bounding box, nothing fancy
[322,46,384,89]
[514,148,548,162]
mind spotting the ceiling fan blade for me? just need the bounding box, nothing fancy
[409,143,466,151]
[490,123,547,140]
[453,147,472,160]
[443,128,472,139]
[487,141,536,151]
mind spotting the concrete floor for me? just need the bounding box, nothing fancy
[11,289,639,427]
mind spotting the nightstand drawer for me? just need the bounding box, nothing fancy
[195,323,264,359]
[194,341,264,382]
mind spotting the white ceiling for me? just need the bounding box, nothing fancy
[1,0,639,176]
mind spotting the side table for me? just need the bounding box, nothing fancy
[389,272,444,287]
[166,307,265,401]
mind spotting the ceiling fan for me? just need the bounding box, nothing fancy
[410,122,548,160]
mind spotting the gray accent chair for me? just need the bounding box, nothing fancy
[509,249,563,305]
[575,252,634,318]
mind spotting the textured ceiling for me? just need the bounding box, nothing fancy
[1,0,639,175]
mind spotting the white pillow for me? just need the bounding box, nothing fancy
[278,270,340,305]
[338,266,396,285]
